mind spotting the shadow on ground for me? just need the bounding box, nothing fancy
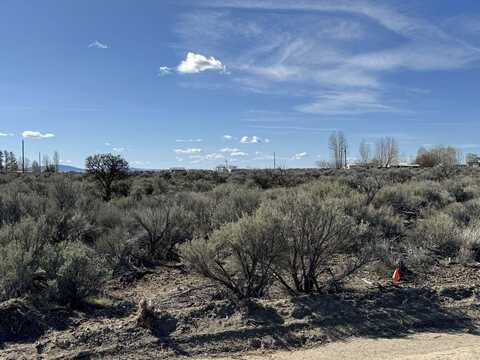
[0,297,137,348]
[161,285,479,356]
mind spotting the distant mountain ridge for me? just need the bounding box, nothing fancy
[58,164,85,173]
[57,165,154,173]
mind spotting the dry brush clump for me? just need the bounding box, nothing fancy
[182,181,371,298]
[181,209,284,299]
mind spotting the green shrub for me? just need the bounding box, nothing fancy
[374,181,453,219]
[94,227,131,273]
[266,188,365,294]
[174,192,215,238]
[210,184,261,228]
[181,209,284,299]
[457,222,480,263]
[48,242,108,307]
[0,218,48,301]
[413,213,460,258]
[133,197,192,261]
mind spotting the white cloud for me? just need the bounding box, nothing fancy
[184,152,226,163]
[22,131,55,140]
[221,147,240,153]
[131,160,152,166]
[240,136,263,144]
[223,134,233,140]
[175,138,203,143]
[177,1,480,114]
[177,52,226,74]
[205,153,225,160]
[113,147,125,153]
[297,91,395,115]
[230,151,248,157]
[105,142,112,146]
[158,66,172,76]
[292,152,308,160]
[88,40,109,49]
[0,132,13,137]
[174,148,203,155]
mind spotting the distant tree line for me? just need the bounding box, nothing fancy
[319,131,463,169]
[0,151,18,173]
[0,149,61,174]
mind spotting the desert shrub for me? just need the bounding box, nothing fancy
[464,199,480,221]
[247,170,275,189]
[0,218,49,301]
[444,178,480,203]
[153,175,170,194]
[131,178,155,200]
[457,222,480,263]
[181,209,284,299]
[0,190,46,226]
[444,203,471,226]
[95,203,126,230]
[384,168,415,184]
[133,197,192,261]
[46,242,108,307]
[355,205,404,240]
[94,227,131,273]
[374,181,453,219]
[301,180,356,200]
[174,192,215,238]
[47,176,79,211]
[210,184,261,228]
[112,180,131,198]
[443,199,480,226]
[341,170,386,204]
[412,213,460,258]
[420,165,459,181]
[267,186,366,294]
[192,179,214,192]
[44,208,91,244]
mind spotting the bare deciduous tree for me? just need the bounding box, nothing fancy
[359,139,371,165]
[53,151,60,173]
[329,131,348,169]
[374,137,399,168]
[415,145,461,167]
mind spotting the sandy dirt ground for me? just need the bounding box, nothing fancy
[197,333,480,360]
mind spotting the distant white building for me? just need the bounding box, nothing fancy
[215,165,238,173]
[466,154,480,167]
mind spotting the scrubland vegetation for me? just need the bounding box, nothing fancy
[1,157,480,357]
[1,158,480,306]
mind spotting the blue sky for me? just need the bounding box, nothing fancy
[1,0,480,169]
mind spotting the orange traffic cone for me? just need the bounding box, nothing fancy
[392,268,401,283]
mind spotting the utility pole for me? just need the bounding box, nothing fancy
[22,139,25,174]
